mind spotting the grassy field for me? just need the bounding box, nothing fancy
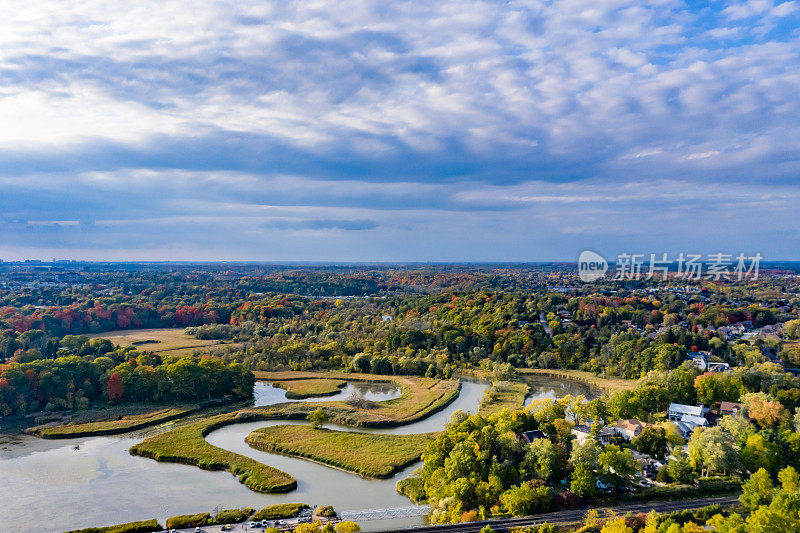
[246,425,436,478]
[89,328,239,356]
[519,369,636,394]
[271,378,347,399]
[130,373,459,492]
[28,405,199,438]
[478,381,530,415]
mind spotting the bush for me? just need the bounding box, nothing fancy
[315,506,336,518]
[165,512,210,529]
[65,519,162,533]
[252,503,309,521]
[396,476,427,503]
[209,508,254,525]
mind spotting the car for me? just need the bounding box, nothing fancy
[278,520,286,526]
[250,522,258,528]
[195,528,201,533]
[262,520,272,527]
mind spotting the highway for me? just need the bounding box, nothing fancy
[379,495,740,533]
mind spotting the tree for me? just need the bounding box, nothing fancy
[740,468,774,512]
[107,371,124,401]
[598,445,638,490]
[499,482,552,516]
[335,522,361,533]
[744,393,785,429]
[665,450,694,484]
[570,462,596,498]
[742,434,780,475]
[600,516,633,533]
[688,426,742,477]
[522,438,560,483]
[307,408,328,429]
[632,426,669,459]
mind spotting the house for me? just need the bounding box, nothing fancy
[719,402,743,417]
[519,430,546,444]
[381,315,393,322]
[572,424,612,446]
[614,419,648,441]
[668,403,708,422]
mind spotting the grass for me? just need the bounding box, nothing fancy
[64,519,161,533]
[130,373,459,492]
[252,503,309,521]
[519,369,637,394]
[479,381,530,415]
[396,476,427,503]
[208,508,255,525]
[246,425,436,478]
[89,328,240,356]
[129,410,298,493]
[165,513,210,529]
[271,378,347,399]
[28,405,199,438]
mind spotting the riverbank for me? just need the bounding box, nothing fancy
[26,405,201,439]
[129,374,460,493]
[246,425,435,478]
[519,369,636,394]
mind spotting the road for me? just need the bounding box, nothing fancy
[379,495,740,533]
[162,495,739,533]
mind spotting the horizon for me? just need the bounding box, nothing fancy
[2,1,800,260]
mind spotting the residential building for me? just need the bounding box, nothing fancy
[572,424,612,446]
[719,401,743,417]
[614,419,648,441]
[668,403,708,421]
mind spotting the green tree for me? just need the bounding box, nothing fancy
[597,445,638,489]
[688,426,742,477]
[632,426,669,459]
[740,468,774,512]
[499,482,552,516]
[522,438,560,483]
[570,462,596,498]
[307,408,328,429]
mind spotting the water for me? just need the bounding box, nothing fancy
[522,374,599,406]
[0,376,596,532]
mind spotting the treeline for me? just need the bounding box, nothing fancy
[0,351,253,416]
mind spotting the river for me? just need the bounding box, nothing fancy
[0,377,598,533]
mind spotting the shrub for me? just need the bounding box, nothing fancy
[252,503,309,521]
[208,508,254,525]
[65,519,162,533]
[335,523,361,533]
[165,512,210,529]
[396,476,427,503]
[315,506,336,518]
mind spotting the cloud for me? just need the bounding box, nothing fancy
[1,0,800,259]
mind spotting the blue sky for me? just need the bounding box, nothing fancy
[1,0,799,261]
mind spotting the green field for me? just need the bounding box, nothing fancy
[89,328,239,356]
[28,405,199,438]
[271,378,347,399]
[246,425,435,478]
[130,373,459,492]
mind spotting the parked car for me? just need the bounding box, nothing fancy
[195,527,201,533]
[250,522,258,528]
[262,519,272,527]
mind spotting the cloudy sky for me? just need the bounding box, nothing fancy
[1,0,799,261]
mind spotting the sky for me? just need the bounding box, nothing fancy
[1,0,799,262]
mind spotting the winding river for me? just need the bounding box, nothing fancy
[0,377,598,533]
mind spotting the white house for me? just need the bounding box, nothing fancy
[572,424,612,446]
